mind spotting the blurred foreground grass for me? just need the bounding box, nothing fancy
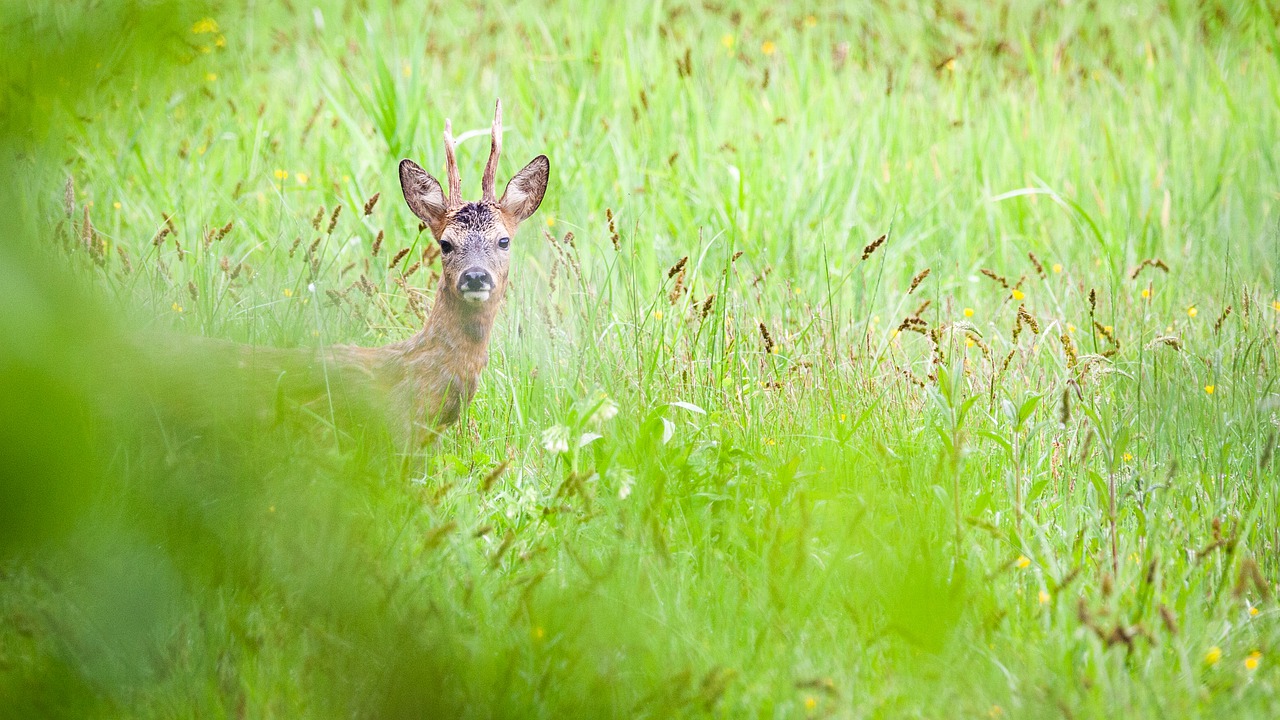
[3,1,1280,717]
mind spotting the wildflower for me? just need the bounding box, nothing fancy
[1104,325,1114,333]
[804,696,817,710]
[965,337,975,347]
[762,41,777,55]
[838,413,847,423]
[1011,289,1025,300]
[590,397,618,424]
[1141,288,1151,299]
[545,216,555,227]
[1250,606,1259,617]
[171,302,184,313]
[1067,323,1076,333]
[964,307,974,317]
[113,201,121,209]
[191,18,219,34]
[295,172,309,185]
[721,34,734,49]
[215,35,226,48]
[653,310,663,320]
[1052,263,1062,274]
[1015,555,1031,570]
[766,438,776,446]
[533,626,545,641]
[1205,646,1222,665]
[205,72,217,82]
[283,288,293,298]
[1246,651,1262,671]
[402,63,412,78]
[273,169,289,180]
[1273,300,1280,311]
[1204,385,1215,395]
[1123,452,1133,462]
[1038,590,1050,604]
[541,425,570,454]
[1187,306,1198,318]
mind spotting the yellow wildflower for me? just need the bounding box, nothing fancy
[838,413,847,423]
[171,302,184,313]
[1011,289,1025,300]
[533,626,545,640]
[1187,306,1198,318]
[1246,651,1262,671]
[215,35,227,48]
[205,72,217,82]
[1123,452,1133,462]
[113,201,122,209]
[273,169,289,180]
[1038,590,1050,604]
[721,34,734,50]
[1272,300,1280,311]
[1204,385,1215,395]
[545,216,555,227]
[191,18,219,34]
[1249,606,1259,617]
[762,41,777,55]
[1141,288,1151,299]
[1015,555,1031,570]
[283,288,293,298]
[295,172,309,185]
[964,307,974,317]
[402,63,412,78]
[1052,263,1062,274]
[653,310,663,320]
[804,696,817,710]
[1205,646,1222,665]
[804,15,818,28]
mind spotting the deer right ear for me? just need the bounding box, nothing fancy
[399,159,449,237]
[499,155,550,225]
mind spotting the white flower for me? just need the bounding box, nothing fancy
[590,398,618,425]
[541,425,570,454]
[307,282,316,293]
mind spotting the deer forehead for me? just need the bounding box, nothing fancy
[445,202,507,237]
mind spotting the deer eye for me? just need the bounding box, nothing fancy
[498,237,510,250]
[439,240,454,254]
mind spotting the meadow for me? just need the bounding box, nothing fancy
[2,0,1280,717]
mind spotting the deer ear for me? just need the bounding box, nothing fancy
[499,155,549,225]
[399,159,448,236]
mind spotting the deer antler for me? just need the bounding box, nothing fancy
[443,118,462,208]
[481,99,503,203]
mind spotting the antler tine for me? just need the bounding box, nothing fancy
[481,99,503,204]
[443,118,462,207]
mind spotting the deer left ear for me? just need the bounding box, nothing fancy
[499,155,549,225]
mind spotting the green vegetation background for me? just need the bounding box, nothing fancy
[2,1,1279,717]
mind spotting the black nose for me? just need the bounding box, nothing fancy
[459,269,493,291]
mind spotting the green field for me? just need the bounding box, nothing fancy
[3,1,1280,717]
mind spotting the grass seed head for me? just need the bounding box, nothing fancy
[668,256,688,278]
[388,247,410,270]
[311,206,325,231]
[908,268,931,294]
[758,321,775,354]
[861,233,886,261]
[1028,252,1045,278]
[980,268,1009,289]
[1214,305,1232,334]
[362,192,380,216]
[371,229,383,257]
[327,204,343,234]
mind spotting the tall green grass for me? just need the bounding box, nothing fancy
[3,0,1279,717]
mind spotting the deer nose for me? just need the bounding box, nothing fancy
[459,268,494,292]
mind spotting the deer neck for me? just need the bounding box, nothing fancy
[401,283,501,378]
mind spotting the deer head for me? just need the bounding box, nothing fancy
[397,100,549,309]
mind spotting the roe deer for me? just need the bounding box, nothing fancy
[250,99,548,444]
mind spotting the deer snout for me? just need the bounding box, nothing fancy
[458,268,495,303]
